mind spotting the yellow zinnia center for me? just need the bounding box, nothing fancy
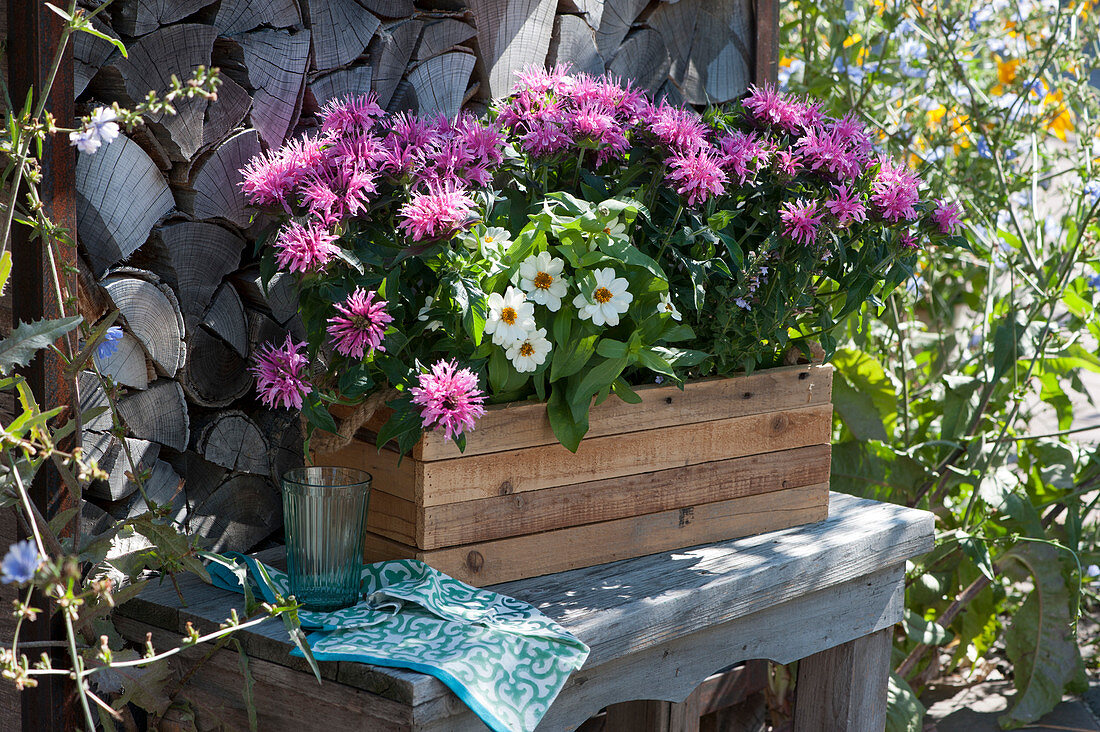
[519,342,535,357]
[501,307,517,325]
[593,287,613,304]
[485,236,494,243]
[533,272,554,289]
[602,227,611,235]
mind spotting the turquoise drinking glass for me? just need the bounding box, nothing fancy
[282,466,371,612]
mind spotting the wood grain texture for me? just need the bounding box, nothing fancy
[606,688,702,732]
[381,443,831,548]
[76,134,174,276]
[154,221,245,325]
[201,74,251,149]
[112,0,214,36]
[112,23,217,160]
[190,128,261,227]
[372,18,423,108]
[404,51,476,118]
[467,0,557,97]
[201,282,249,356]
[83,432,161,501]
[73,16,119,97]
[310,65,375,106]
[413,404,831,506]
[213,0,301,34]
[363,483,830,585]
[593,0,647,61]
[237,29,311,146]
[648,0,754,104]
[180,326,253,407]
[368,364,832,462]
[117,379,190,451]
[794,627,892,732]
[195,410,270,475]
[116,495,929,732]
[548,13,604,76]
[606,27,670,96]
[92,330,151,390]
[305,0,379,70]
[415,19,477,62]
[188,474,280,552]
[102,271,186,377]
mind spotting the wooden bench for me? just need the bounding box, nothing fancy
[115,493,932,731]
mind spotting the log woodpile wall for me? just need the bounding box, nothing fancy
[69,0,761,552]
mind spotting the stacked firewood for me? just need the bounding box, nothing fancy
[69,0,756,551]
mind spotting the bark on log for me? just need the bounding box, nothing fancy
[194,410,271,475]
[152,221,245,326]
[83,432,161,502]
[179,327,252,408]
[93,330,153,391]
[117,379,190,451]
[304,0,380,71]
[189,128,262,227]
[202,282,249,356]
[467,0,556,98]
[237,29,311,146]
[648,0,754,104]
[548,13,604,76]
[188,474,280,552]
[76,134,175,276]
[102,270,186,377]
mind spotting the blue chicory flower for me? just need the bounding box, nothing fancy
[1086,273,1100,290]
[95,326,123,361]
[1084,181,1100,204]
[1086,564,1099,578]
[1,540,42,584]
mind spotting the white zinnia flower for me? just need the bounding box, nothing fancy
[485,286,535,346]
[69,107,119,154]
[572,268,632,327]
[589,219,629,251]
[465,226,511,261]
[417,296,442,331]
[518,252,568,311]
[506,327,551,373]
[657,292,681,321]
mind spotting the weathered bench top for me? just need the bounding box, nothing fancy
[115,492,933,731]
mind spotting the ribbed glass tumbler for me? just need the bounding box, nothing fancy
[281,466,372,612]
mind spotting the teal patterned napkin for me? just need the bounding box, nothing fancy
[208,553,589,732]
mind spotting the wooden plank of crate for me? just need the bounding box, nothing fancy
[362,483,829,585]
[367,488,418,543]
[360,364,831,461]
[411,443,832,549]
[412,404,832,506]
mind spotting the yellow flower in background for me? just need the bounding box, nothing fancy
[856,47,869,66]
[1045,90,1074,140]
[997,56,1020,85]
[844,33,863,48]
[926,104,947,126]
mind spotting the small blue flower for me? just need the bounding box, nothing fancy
[1086,564,1100,578]
[975,136,993,159]
[95,326,123,361]
[1084,181,1100,204]
[734,297,751,311]
[1086,273,1100,290]
[1,540,42,584]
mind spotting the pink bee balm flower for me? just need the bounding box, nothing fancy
[239,149,301,212]
[825,183,868,227]
[717,131,767,184]
[871,157,921,222]
[409,359,487,442]
[742,84,809,134]
[900,231,920,249]
[648,103,709,154]
[932,199,963,235]
[398,186,477,241]
[274,220,342,273]
[666,147,728,206]
[326,288,393,359]
[250,334,311,410]
[320,94,385,137]
[781,199,824,247]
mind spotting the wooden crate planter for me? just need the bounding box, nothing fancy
[319,364,833,585]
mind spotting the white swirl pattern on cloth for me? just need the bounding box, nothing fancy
[208,553,589,732]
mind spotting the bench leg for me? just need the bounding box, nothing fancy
[793,628,892,732]
[605,687,702,732]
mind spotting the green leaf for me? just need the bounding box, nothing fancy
[570,356,629,418]
[65,310,120,376]
[283,612,322,684]
[902,609,953,646]
[374,399,424,454]
[75,23,128,57]
[991,313,1024,382]
[886,673,925,732]
[830,348,896,441]
[595,338,628,359]
[0,251,11,295]
[301,391,338,435]
[998,542,1088,728]
[958,532,995,582]
[547,385,588,452]
[550,333,597,382]
[0,316,83,374]
[48,506,80,537]
[611,378,642,404]
[231,640,259,732]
